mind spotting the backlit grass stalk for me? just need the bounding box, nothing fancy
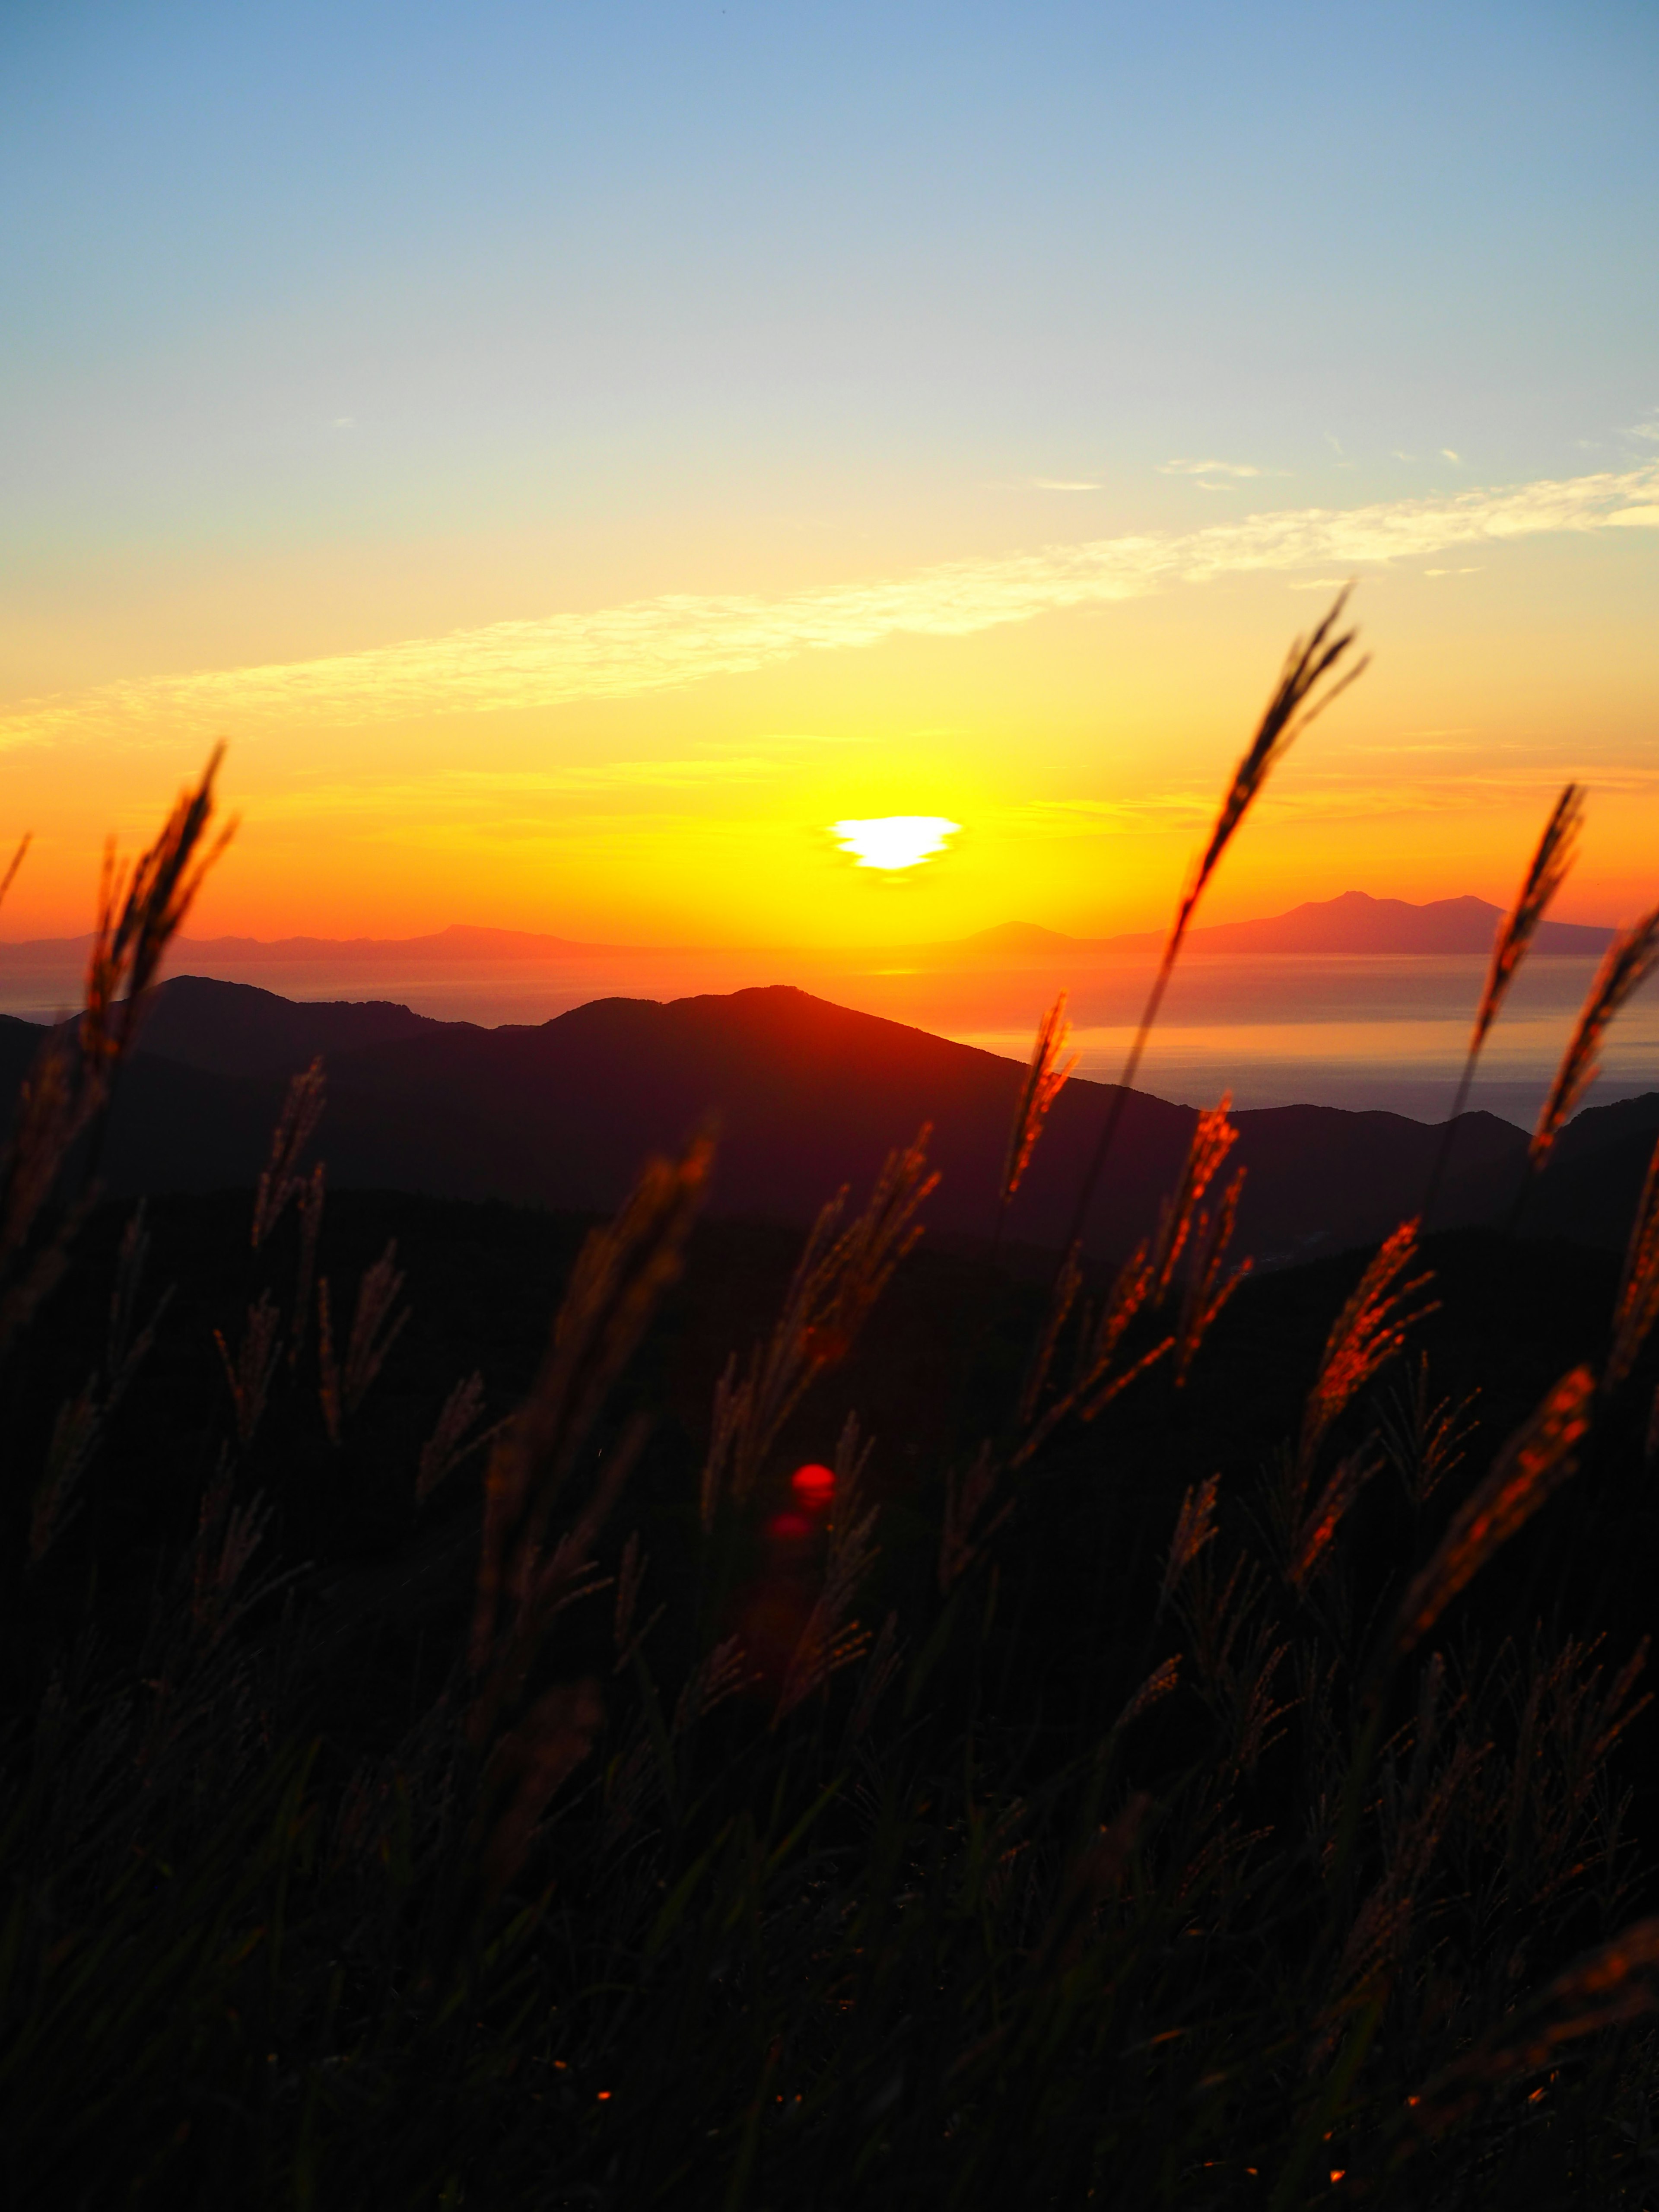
[1393,1363,1595,1657]
[1607,1127,1659,1389]
[995,991,1077,1245]
[699,1128,936,1530]
[1063,586,1366,1253]
[1522,903,1659,1214]
[1292,1217,1436,1512]
[1424,783,1583,1226]
[0,831,29,913]
[0,750,230,1362]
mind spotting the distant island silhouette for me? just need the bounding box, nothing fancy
[0,888,1618,971]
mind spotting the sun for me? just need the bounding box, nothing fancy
[830,815,961,871]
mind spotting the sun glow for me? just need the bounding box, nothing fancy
[830,815,961,871]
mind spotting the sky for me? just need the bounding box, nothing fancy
[2,0,1657,949]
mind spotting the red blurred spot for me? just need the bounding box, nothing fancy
[766,1512,814,1544]
[791,1462,836,1510]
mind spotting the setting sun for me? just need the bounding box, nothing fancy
[830,816,962,872]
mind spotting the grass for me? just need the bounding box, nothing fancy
[6,608,1659,2207]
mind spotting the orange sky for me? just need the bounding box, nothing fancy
[5,5,1658,952]
[5,518,1658,950]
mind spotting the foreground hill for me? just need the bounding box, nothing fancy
[3,976,1653,1260]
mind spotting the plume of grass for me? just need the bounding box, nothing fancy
[28,1205,169,1564]
[775,1414,880,1722]
[250,1057,325,1249]
[213,1291,283,1450]
[0,830,29,912]
[844,1608,903,1745]
[340,1239,409,1416]
[1425,784,1584,1224]
[469,1135,711,1748]
[1151,1096,1239,1300]
[611,1529,665,1670]
[29,1382,102,1566]
[1159,1473,1221,1617]
[699,1128,936,1529]
[417,1369,489,1502]
[1606,1127,1659,1389]
[1393,1364,1595,1656]
[1013,1244,1168,1464]
[939,1440,1012,1594]
[286,1160,325,1371]
[1288,1445,1383,1595]
[1376,1352,1480,1509]
[1112,1655,1181,1735]
[1293,1220,1436,1513]
[314,1240,411,1441]
[1411,1915,1659,2133]
[0,751,231,1353]
[79,744,236,1081]
[997,991,1077,1220]
[473,1677,606,1898]
[1016,1245,1082,1431]
[1064,588,1366,1251]
[1017,1106,1246,1460]
[1173,1164,1249,1385]
[1527,900,1659,1182]
[187,1458,276,1651]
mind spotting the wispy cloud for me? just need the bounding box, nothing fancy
[1158,457,1275,478]
[1031,477,1103,491]
[5,460,1657,750]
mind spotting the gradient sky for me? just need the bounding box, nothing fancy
[3,0,1657,946]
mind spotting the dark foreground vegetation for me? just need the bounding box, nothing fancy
[8,607,1659,2207]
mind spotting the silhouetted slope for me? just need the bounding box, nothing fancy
[132,975,442,1075]
[6,976,1649,1259]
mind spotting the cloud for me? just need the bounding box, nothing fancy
[1441,448,1461,462]
[1158,458,1273,478]
[1031,478,1103,492]
[5,459,1659,750]
[1608,505,1659,527]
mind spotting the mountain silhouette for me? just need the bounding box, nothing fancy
[0,890,1616,994]
[3,978,1650,1262]
[1062,891,1614,960]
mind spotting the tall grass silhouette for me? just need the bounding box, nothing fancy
[1064,584,1366,1253]
[6,620,1659,2210]
[1424,781,1583,1224]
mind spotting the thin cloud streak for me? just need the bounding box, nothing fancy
[4,461,1657,749]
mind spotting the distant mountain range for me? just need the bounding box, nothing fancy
[0,890,1618,979]
[952,891,1615,961]
[3,975,1651,1265]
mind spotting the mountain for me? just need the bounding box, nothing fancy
[0,976,1580,1265]
[1052,892,1614,961]
[0,891,1617,993]
[123,976,441,1076]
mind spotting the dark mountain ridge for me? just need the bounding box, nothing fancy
[5,975,1653,1264]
